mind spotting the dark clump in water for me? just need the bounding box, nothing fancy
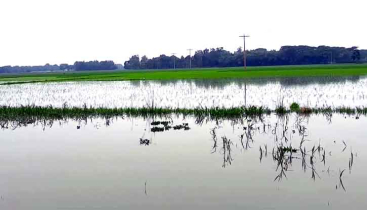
[151,121,171,126]
[280,146,298,153]
[173,123,190,130]
[140,138,152,146]
[150,122,190,132]
[151,127,165,133]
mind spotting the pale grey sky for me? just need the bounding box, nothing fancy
[0,0,366,66]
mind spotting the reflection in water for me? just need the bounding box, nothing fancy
[221,136,233,168]
[1,76,366,109]
[0,113,364,210]
[157,76,363,89]
[339,169,346,191]
[203,114,356,192]
[0,118,56,130]
[210,127,218,153]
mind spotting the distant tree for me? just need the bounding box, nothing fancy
[60,63,73,70]
[122,45,367,70]
[6,45,366,74]
[0,64,62,73]
[124,55,140,69]
[360,50,367,61]
[115,64,124,69]
[74,60,117,71]
[140,56,148,69]
[352,49,361,62]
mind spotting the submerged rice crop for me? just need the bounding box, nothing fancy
[0,105,366,124]
[1,76,367,110]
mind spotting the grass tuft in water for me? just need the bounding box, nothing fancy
[290,102,300,112]
[275,105,288,115]
[0,105,366,125]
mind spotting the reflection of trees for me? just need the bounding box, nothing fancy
[131,76,362,90]
[279,76,360,87]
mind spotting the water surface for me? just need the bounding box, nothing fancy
[1,76,366,109]
[0,114,366,210]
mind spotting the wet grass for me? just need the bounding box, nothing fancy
[0,105,270,122]
[310,107,366,115]
[275,105,288,115]
[0,105,366,124]
[1,64,367,85]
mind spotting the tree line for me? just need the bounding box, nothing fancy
[1,45,366,73]
[74,61,117,71]
[124,45,366,70]
[0,60,119,74]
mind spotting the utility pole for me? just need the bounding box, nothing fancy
[172,53,176,69]
[330,52,333,64]
[187,49,193,69]
[239,34,250,70]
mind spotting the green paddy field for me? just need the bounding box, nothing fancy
[1,64,367,85]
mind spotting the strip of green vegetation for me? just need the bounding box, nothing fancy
[0,105,366,123]
[1,64,367,85]
[0,105,270,121]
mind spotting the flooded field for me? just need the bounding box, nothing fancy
[1,76,366,209]
[1,76,366,109]
[0,113,366,210]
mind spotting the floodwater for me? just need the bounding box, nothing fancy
[0,76,367,109]
[0,114,366,210]
[1,76,367,209]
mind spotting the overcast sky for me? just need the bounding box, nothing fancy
[0,0,366,66]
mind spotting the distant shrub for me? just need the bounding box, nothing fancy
[290,102,300,111]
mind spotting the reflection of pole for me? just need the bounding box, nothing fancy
[187,49,193,69]
[239,34,250,70]
[244,83,247,107]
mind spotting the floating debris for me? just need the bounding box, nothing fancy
[140,138,151,146]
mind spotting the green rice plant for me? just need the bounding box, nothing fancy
[335,106,356,115]
[356,107,367,115]
[275,105,287,115]
[0,104,365,127]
